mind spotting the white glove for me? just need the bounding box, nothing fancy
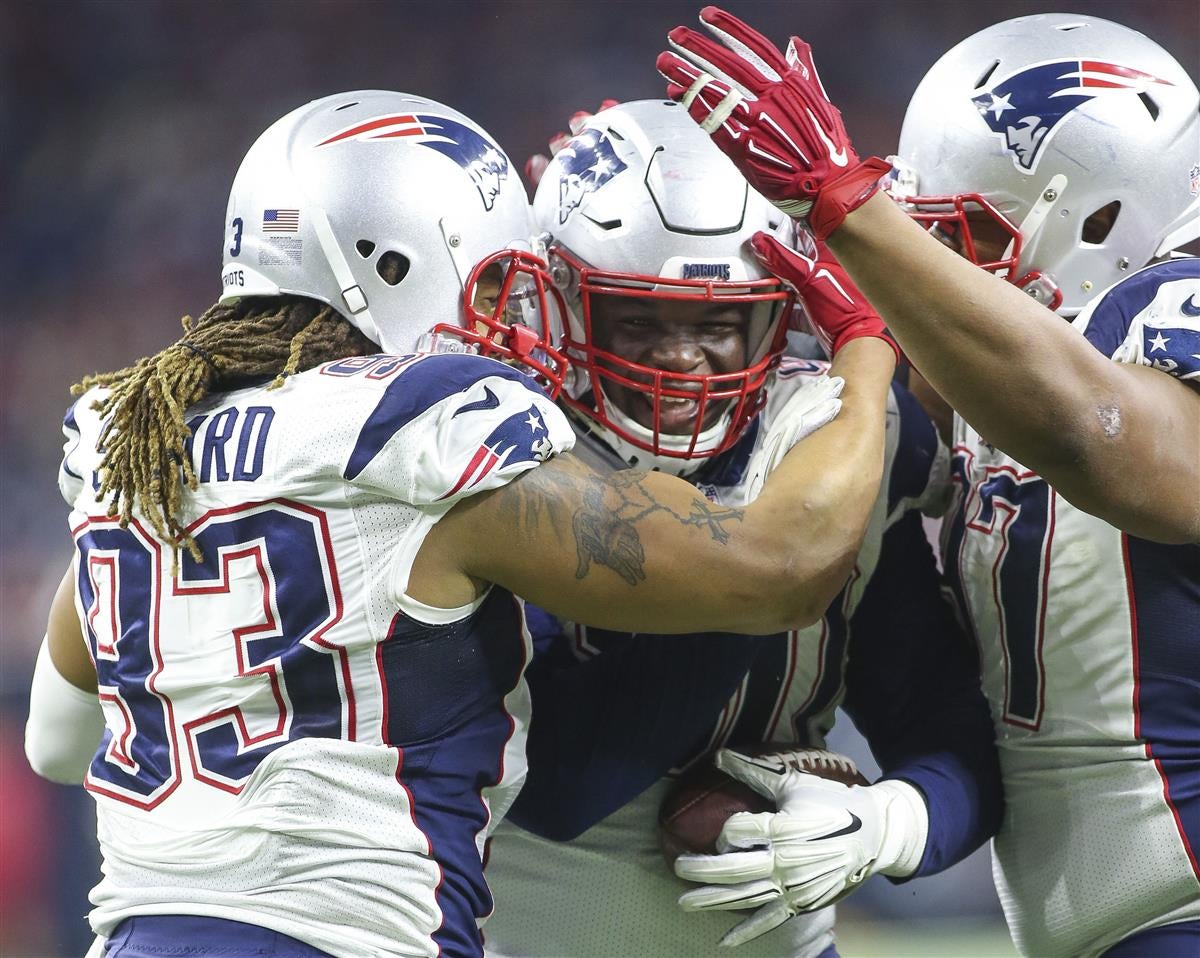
[742,374,844,501]
[674,748,929,947]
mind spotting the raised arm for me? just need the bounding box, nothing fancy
[420,335,895,636]
[657,6,1200,543]
[830,196,1200,543]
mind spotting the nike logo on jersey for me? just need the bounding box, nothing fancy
[812,812,862,841]
[1181,294,1200,317]
[453,386,501,417]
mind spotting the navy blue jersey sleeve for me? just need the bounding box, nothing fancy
[508,623,768,841]
[59,397,87,506]
[842,510,1003,878]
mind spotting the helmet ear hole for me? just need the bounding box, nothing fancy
[376,251,411,286]
[355,240,376,258]
[1081,201,1121,245]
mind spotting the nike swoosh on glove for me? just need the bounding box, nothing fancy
[657,6,891,239]
[750,231,898,360]
[674,748,929,947]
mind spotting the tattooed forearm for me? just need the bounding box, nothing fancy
[682,497,745,545]
[506,454,745,586]
[572,483,647,585]
[602,468,745,542]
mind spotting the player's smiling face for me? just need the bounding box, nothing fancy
[588,294,751,434]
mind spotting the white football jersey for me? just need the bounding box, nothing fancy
[484,363,952,958]
[60,352,574,957]
[943,259,1200,957]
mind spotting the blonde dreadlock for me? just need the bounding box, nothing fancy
[72,296,378,562]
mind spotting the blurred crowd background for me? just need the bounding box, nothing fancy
[2,1,1195,954]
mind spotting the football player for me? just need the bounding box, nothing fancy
[481,99,1001,958]
[24,90,902,957]
[661,8,1199,956]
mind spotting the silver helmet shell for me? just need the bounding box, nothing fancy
[533,99,795,475]
[219,90,566,384]
[894,13,1200,315]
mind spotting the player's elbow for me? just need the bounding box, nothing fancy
[774,561,850,631]
[25,639,103,786]
[1051,440,1200,544]
[24,723,90,785]
[1062,485,1200,545]
[735,543,852,634]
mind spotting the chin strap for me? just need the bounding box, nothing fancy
[306,198,380,344]
[1010,172,1068,260]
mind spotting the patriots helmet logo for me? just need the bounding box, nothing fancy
[971,59,1173,173]
[317,113,510,210]
[439,404,553,500]
[555,128,628,224]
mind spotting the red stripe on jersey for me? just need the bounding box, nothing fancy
[1122,533,1200,881]
[1121,534,1143,744]
[1033,493,1057,727]
[393,747,432,857]
[377,639,391,743]
[765,630,800,742]
[439,445,490,501]
[467,451,501,490]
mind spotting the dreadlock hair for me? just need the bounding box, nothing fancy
[73,296,379,563]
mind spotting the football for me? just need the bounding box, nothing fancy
[657,746,869,864]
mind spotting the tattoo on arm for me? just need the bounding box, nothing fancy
[507,454,745,587]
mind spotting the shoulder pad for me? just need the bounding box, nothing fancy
[1075,258,1200,382]
[343,353,575,505]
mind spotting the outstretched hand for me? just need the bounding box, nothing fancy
[657,7,890,239]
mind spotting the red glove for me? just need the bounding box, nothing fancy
[657,7,890,240]
[524,99,621,188]
[751,231,898,360]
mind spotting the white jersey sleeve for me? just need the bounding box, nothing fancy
[338,352,574,506]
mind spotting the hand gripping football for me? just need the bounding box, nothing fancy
[658,745,868,865]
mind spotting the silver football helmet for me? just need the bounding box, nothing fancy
[533,99,796,474]
[893,13,1200,315]
[220,90,568,391]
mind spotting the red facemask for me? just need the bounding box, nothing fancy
[553,246,794,463]
[892,190,1064,311]
[431,248,572,398]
